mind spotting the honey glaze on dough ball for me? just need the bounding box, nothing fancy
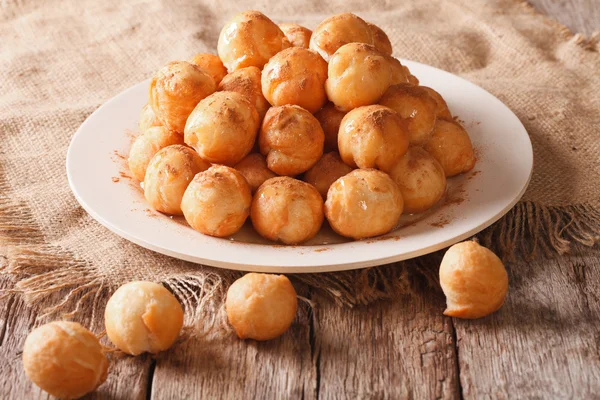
[259,105,324,176]
[144,145,210,215]
[185,91,259,166]
[325,169,403,240]
[314,102,347,152]
[149,61,216,133]
[105,281,184,355]
[226,273,297,341]
[181,165,252,237]
[190,53,228,85]
[279,23,312,48]
[218,66,270,121]
[440,241,508,319]
[367,22,393,55]
[139,103,162,133]
[262,47,328,113]
[326,43,392,111]
[309,13,375,61]
[23,321,108,399]
[234,153,276,194]
[128,126,183,182]
[218,11,290,72]
[424,119,476,177]
[303,152,353,199]
[388,147,447,214]
[420,86,452,119]
[338,105,409,172]
[251,177,324,244]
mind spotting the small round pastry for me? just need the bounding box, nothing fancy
[314,102,347,152]
[279,23,312,48]
[259,105,324,176]
[379,83,437,145]
[309,13,374,61]
[184,91,260,166]
[261,47,328,113]
[144,145,210,215]
[23,321,108,399]
[325,169,403,239]
[181,165,252,237]
[439,241,508,319]
[217,11,290,71]
[303,152,353,199]
[190,53,228,85]
[388,57,416,85]
[128,126,184,182]
[226,273,297,341]
[105,281,184,355]
[139,103,162,133]
[420,86,452,119]
[325,43,392,111]
[149,61,216,133]
[424,119,476,177]
[388,147,447,214]
[251,177,324,244]
[218,66,270,121]
[367,22,393,55]
[234,153,277,194]
[338,105,409,172]
[404,65,419,85]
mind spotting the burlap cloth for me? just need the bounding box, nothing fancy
[1,0,599,326]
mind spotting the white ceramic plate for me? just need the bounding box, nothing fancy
[67,60,533,273]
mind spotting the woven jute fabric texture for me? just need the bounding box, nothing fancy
[1,0,599,325]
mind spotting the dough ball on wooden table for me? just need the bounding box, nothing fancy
[218,66,270,121]
[309,13,377,61]
[367,22,393,55]
[23,321,108,399]
[420,86,452,120]
[314,102,347,152]
[251,177,324,245]
[128,126,183,182]
[303,151,353,199]
[279,23,312,48]
[105,281,184,355]
[325,169,403,240]
[144,144,210,215]
[190,53,228,85]
[149,61,216,133]
[261,47,328,113]
[139,103,162,133]
[234,153,276,194]
[424,119,476,177]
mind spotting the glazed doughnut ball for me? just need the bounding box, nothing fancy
[309,13,375,61]
[338,105,409,172]
[325,169,403,239]
[234,153,277,194]
[149,61,216,133]
[251,177,324,244]
[218,66,270,121]
[105,281,184,355]
[303,152,353,199]
[184,91,260,166]
[128,126,183,182]
[404,65,419,85]
[439,241,508,319]
[325,43,393,111]
[388,57,419,85]
[139,103,162,133]
[424,119,476,177]
[420,86,452,119]
[314,102,347,152]
[217,11,290,72]
[379,83,437,145]
[144,144,210,215]
[367,22,393,55]
[261,47,328,113]
[181,165,252,237]
[279,23,312,48]
[190,53,228,85]
[226,273,297,341]
[259,105,324,176]
[388,147,447,214]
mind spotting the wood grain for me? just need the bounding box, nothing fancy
[528,0,600,36]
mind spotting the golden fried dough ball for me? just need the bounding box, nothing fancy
[388,57,419,85]
[379,83,437,145]
[439,241,508,319]
[279,23,312,48]
[262,47,328,113]
[139,103,162,133]
[325,43,392,111]
[149,61,216,133]
[424,119,476,177]
[181,165,252,237]
[314,102,347,152]
[309,13,374,61]
[404,65,419,85]
[218,66,270,121]
[217,11,290,72]
[144,145,210,215]
[303,152,353,199]
[259,105,324,176]
[234,153,277,194]
[226,273,297,341]
[420,86,452,119]
[184,91,260,166]
[325,169,403,239]
[105,281,184,355]
[367,22,393,55]
[128,126,183,182]
[251,177,324,244]
[338,105,409,172]
[190,53,228,85]
[388,147,446,214]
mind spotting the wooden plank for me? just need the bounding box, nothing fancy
[528,0,600,36]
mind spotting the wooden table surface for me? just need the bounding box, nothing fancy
[1,1,599,399]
